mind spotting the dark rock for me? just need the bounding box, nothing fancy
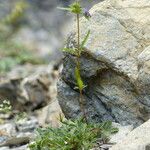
[146,144,150,150]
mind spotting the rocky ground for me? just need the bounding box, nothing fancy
[0,0,150,150]
[0,63,63,150]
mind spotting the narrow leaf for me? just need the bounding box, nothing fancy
[81,30,90,49]
[75,67,84,91]
[57,7,72,12]
[110,127,119,134]
[62,47,77,55]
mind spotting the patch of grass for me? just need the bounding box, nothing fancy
[29,118,118,150]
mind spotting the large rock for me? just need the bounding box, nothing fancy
[58,0,150,126]
[0,116,38,150]
[0,64,58,111]
[110,119,150,150]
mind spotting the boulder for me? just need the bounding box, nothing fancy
[110,123,133,144]
[0,116,38,150]
[110,119,150,150]
[0,64,58,111]
[37,99,64,127]
[58,0,150,126]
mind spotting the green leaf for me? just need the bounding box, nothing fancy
[75,67,84,91]
[62,47,74,52]
[57,7,72,12]
[99,121,119,143]
[110,127,119,134]
[102,121,112,130]
[29,118,119,150]
[62,47,77,55]
[58,2,82,14]
[81,30,90,49]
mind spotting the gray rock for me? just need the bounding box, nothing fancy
[37,99,64,127]
[58,79,113,122]
[0,64,58,111]
[16,117,38,132]
[0,136,29,147]
[0,123,16,137]
[0,147,10,150]
[110,123,133,144]
[58,0,150,126]
[0,137,7,145]
[99,144,114,150]
[0,116,37,150]
[10,144,28,150]
[110,119,150,150]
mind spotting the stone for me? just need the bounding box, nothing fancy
[110,119,150,150]
[37,99,64,127]
[99,144,113,149]
[0,123,16,137]
[11,144,28,150]
[110,123,133,144]
[0,64,58,111]
[146,145,150,150]
[0,136,29,147]
[0,137,7,145]
[0,63,65,148]
[15,116,38,132]
[0,115,38,149]
[58,0,150,126]
[91,123,133,150]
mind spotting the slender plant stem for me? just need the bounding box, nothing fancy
[77,14,80,57]
[76,13,87,123]
[79,90,88,123]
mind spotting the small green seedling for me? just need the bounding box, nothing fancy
[59,1,91,122]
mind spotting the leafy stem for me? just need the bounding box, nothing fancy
[76,13,87,123]
[58,1,91,123]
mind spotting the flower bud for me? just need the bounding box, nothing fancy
[83,8,91,19]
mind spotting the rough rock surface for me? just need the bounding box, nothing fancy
[110,119,150,150]
[0,64,63,149]
[110,123,133,144]
[58,0,150,127]
[92,123,133,150]
[0,64,58,111]
[37,99,64,127]
[0,116,38,150]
